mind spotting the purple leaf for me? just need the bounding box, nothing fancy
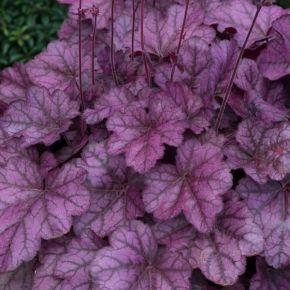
[217,192,264,256]
[26,40,90,93]
[231,59,288,122]
[0,260,35,290]
[189,191,263,285]
[226,118,290,184]
[250,257,290,290]
[0,63,31,105]
[53,231,104,289]
[152,216,195,251]
[0,159,90,271]
[143,139,232,232]
[191,231,246,286]
[205,0,284,47]
[84,87,135,125]
[196,40,239,106]
[75,141,144,237]
[0,86,79,147]
[165,82,209,134]
[258,15,290,80]
[178,38,212,86]
[90,220,192,289]
[132,2,205,57]
[32,235,72,290]
[107,95,186,173]
[77,141,112,188]
[0,138,38,166]
[237,176,290,268]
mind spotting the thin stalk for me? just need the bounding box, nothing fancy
[91,6,98,85]
[170,0,189,82]
[214,1,265,133]
[131,0,136,61]
[153,0,156,7]
[111,0,119,85]
[78,0,85,111]
[141,0,151,86]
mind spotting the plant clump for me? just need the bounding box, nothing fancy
[0,0,290,289]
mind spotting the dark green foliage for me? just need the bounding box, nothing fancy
[0,0,67,69]
[277,0,290,7]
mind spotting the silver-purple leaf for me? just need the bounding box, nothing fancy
[90,221,192,290]
[205,0,283,47]
[191,232,246,286]
[26,40,90,93]
[0,63,31,105]
[107,95,186,173]
[0,158,90,271]
[143,139,232,233]
[237,176,290,268]
[0,86,79,147]
[226,118,290,184]
[258,15,290,80]
[75,142,144,237]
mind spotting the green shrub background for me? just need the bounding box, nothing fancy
[0,0,289,70]
[0,0,67,69]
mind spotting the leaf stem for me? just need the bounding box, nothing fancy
[111,0,119,85]
[141,0,151,86]
[214,1,265,133]
[91,6,98,85]
[170,0,189,82]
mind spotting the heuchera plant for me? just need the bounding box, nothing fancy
[1,0,290,289]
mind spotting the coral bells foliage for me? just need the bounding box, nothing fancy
[1,1,290,290]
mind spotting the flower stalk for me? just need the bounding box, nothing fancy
[78,0,85,111]
[111,0,119,85]
[170,0,190,82]
[90,5,99,86]
[141,0,151,86]
[214,0,266,133]
[131,0,136,61]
